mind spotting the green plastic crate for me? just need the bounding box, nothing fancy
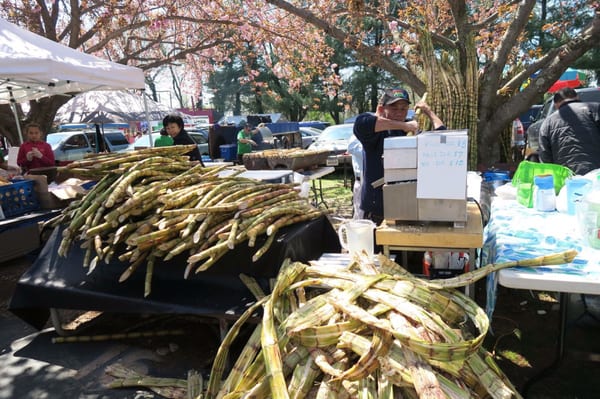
[512,161,573,208]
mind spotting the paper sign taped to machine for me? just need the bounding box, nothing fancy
[416,130,468,200]
[7,147,19,169]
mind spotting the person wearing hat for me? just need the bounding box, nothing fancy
[237,122,258,164]
[353,88,445,224]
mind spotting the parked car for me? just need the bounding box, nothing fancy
[46,130,133,165]
[298,121,330,130]
[299,126,322,149]
[526,87,600,160]
[519,104,542,132]
[307,123,353,154]
[188,127,209,140]
[133,131,209,155]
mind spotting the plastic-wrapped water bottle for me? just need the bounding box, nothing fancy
[533,174,555,212]
[578,175,600,248]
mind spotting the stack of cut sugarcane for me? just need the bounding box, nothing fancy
[243,148,329,171]
[52,146,323,296]
[56,144,201,180]
[203,250,576,399]
[245,148,329,159]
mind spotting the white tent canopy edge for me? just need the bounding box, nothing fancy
[0,17,146,143]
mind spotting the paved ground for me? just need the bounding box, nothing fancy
[2,249,600,398]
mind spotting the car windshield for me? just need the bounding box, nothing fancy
[46,133,69,145]
[317,125,353,141]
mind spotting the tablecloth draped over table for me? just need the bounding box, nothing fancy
[9,215,341,330]
[481,198,600,319]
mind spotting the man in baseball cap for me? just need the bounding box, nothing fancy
[352,87,445,224]
[379,88,411,105]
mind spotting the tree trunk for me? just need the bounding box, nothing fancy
[0,96,70,145]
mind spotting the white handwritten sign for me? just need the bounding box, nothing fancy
[416,130,468,199]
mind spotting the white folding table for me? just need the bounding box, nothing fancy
[483,197,600,394]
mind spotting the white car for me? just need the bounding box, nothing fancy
[299,127,322,149]
[307,123,353,156]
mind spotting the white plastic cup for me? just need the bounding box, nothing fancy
[566,177,592,215]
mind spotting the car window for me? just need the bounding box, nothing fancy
[538,99,554,120]
[104,133,129,146]
[579,90,600,103]
[46,134,67,145]
[318,125,353,141]
[85,133,98,149]
[190,134,208,144]
[64,134,88,149]
[539,88,600,120]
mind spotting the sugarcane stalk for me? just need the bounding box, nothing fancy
[187,370,203,399]
[427,249,578,289]
[217,325,263,398]
[144,254,155,297]
[206,298,269,399]
[118,251,148,282]
[252,233,275,262]
[287,356,320,399]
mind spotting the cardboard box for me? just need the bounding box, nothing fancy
[383,136,417,169]
[418,198,467,222]
[26,175,84,209]
[384,168,417,183]
[0,222,40,263]
[383,183,467,222]
[383,182,418,220]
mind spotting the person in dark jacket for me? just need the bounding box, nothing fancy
[353,88,445,224]
[163,114,204,167]
[539,87,600,175]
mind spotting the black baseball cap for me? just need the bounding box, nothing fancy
[379,88,411,105]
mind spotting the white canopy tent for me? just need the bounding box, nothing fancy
[0,17,146,143]
[55,90,172,127]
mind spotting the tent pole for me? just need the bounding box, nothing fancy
[10,102,24,144]
[144,93,153,147]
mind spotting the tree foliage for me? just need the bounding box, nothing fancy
[1,0,598,167]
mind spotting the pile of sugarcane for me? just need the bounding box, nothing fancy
[56,144,201,180]
[244,148,329,160]
[51,146,323,295]
[202,250,577,399]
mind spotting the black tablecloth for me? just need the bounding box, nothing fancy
[9,215,340,329]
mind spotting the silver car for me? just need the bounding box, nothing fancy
[46,130,133,165]
[307,123,353,155]
[299,126,322,149]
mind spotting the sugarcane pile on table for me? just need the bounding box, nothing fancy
[201,250,576,399]
[50,145,324,296]
[56,144,202,180]
[243,148,329,170]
